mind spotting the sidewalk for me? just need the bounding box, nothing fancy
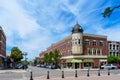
[34,74,120,80]
[0,69,27,73]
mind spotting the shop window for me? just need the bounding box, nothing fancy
[84,62,92,67]
[67,63,72,68]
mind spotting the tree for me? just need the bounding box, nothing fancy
[48,51,54,63]
[43,50,61,64]
[53,49,61,63]
[102,5,120,18]
[10,47,23,64]
[43,53,49,63]
[107,56,120,63]
[34,59,37,66]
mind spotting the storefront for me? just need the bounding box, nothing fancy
[82,59,94,69]
[66,59,82,69]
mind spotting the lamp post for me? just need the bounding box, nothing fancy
[23,52,27,69]
[87,63,90,77]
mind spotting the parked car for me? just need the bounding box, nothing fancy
[117,64,120,69]
[41,64,46,68]
[48,64,57,69]
[100,64,117,69]
[15,64,28,69]
[15,64,24,69]
[36,64,41,67]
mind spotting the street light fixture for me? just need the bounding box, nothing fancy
[22,52,27,69]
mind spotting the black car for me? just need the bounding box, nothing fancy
[15,64,28,69]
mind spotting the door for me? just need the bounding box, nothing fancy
[75,63,79,69]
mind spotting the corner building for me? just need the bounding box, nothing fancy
[45,23,108,69]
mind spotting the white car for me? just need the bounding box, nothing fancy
[100,64,117,69]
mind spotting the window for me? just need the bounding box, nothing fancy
[110,52,112,56]
[75,39,77,44]
[99,41,104,46]
[93,49,96,55]
[109,44,112,49]
[78,39,81,44]
[88,49,92,55]
[93,40,96,46]
[97,50,100,55]
[68,41,71,47]
[72,39,75,44]
[113,45,115,50]
[116,52,119,56]
[117,45,119,50]
[84,62,92,67]
[85,39,89,45]
[113,52,115,56]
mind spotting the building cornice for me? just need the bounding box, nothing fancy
[83,33,107,39]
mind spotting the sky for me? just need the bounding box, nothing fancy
[0,0,120,61]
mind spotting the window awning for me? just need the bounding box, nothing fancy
[83,59,94,62]
[66,59,82,63]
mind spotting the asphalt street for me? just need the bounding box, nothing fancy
[0,66,120,80]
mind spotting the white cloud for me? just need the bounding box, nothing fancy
[0,0,120,60]
[0,0,55,60]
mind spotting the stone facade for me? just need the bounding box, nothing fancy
[108,41,120,56]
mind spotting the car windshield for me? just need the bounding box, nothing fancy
[106,64,111,66]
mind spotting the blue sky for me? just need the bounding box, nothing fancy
[0,0,120,60]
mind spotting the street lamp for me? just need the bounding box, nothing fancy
[87,63,90,77]
[22,52,27,69]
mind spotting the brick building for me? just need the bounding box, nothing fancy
[40,23,108,69]
[0,26,6,69]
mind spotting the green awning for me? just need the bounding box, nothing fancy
[66,59,82,63]
[83,59,94,62]
[66,59,72,63]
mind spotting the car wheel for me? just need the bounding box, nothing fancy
[112,67,115,69]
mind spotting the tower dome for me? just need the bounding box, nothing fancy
[72,22,83,34]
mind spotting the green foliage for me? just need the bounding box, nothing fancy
[102,5,120,18]
[53,49,61,63]
[10,47,23,63]
[48,51,54,63]
[102,7,112,18]
[107,56,120,63]
[43,49,61,63]
[43,53,49,63]
[34,59,37,66]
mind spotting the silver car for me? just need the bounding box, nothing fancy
[100,64,117,69]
